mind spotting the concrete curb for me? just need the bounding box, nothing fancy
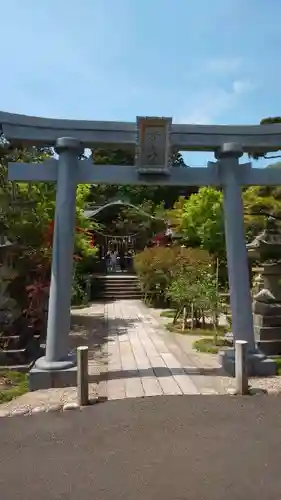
[0,396,101,418]
[226,386,281,396]
[1,388,280,417]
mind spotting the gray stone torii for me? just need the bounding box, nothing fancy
[2,112,281,388]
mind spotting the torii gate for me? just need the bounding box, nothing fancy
[2,112,281,389]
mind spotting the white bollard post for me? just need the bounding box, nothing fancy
[77,346,89,406]
[235,340,248,395]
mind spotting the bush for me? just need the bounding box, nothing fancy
[71,271,89,306]
[165,259,224,332]
[134,246,212,305]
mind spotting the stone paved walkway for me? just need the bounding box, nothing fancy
[96,300,236,398]
[93,299,281,398]
[101,301,200,399]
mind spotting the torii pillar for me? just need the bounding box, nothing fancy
[216,143,276,376]
[31,137,83,389]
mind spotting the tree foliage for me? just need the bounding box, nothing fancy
[166,265,221,330]
[168,183,281,264]
[134,245,212,305]
[168,187,225,258]
[250,116,281,160]
[0,140,98,314]
[0,141,97,267]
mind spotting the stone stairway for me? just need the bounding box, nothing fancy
[91,274,142,300]
[0,331,42,372]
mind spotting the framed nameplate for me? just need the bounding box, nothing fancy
[136,116,172,174]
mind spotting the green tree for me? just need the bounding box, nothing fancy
[250,116,281,160]
[134,245,211,306]
[0,140,97,275]
[243,184,281,241]
[170,187,225,258]
[166,262,221,332]
[169,182,281,260]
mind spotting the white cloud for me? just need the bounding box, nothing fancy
[232,79,253,94]
[187,57,243,80]
[177,79,254,125]
[204,57,243,74]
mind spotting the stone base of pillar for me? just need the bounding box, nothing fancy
[29,354,77,391]
[29,365,77,391]
[219,349,276,377]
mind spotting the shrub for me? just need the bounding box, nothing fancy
[134,246,211,305]
[71,267,89,306]
[166,264,223,330]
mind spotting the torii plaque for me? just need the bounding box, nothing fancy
[4,113,281,388]
[136,116,172,174]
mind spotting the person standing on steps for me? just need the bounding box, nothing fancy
[110,249,118,273]
[119,248,126,272]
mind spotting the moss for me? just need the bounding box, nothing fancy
[273,357,281,375]
[166,321,228,336]
[192,337,231,354]
[0,371,28,403]
[160,309,176,318]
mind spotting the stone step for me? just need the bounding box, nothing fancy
[93,274,138,279]
[92,277,139,283]
[91,274,142,300]
[0,335,20,348]
[254,315,281,327]
[258,340,281,356]
[0,334,41,349]
[0,348,28,366]
[97,280,139,287]
[94,291,142,298]
[97,293,142,298]
[99,286,141,292]
[95,283,140,288]
[0,363,33,373]
[255,326,281,340]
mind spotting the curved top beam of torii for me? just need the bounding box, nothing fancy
[1,110,281,154]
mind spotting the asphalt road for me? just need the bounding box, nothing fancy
[1,395,281,500]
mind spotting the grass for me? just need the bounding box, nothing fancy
[166,321,228,336]
[160,309,176,318]
[0,371,29,403]
[193,337,232,354]
[71,302,90,310]
[272,357,281,376]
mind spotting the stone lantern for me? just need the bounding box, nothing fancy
[247,216,281,356]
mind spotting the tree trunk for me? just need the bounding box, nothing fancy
[173,307,182,325]
[201,310,206,328]
[191,303,195,329]
[213,313,218,344]
[182,306,187,331]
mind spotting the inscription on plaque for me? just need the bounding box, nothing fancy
[136,116,172,174]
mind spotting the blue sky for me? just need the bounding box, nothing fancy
[1,0,280,166]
